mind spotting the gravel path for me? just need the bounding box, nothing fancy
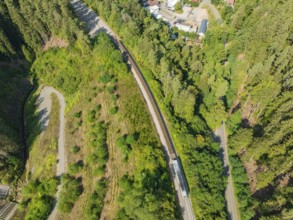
[215,123,240,220]
[37,86,66,220]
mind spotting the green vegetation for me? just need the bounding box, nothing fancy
[20,178,58,220]
[17,89,61,218]
[174,2,183,14]
[0,0,80,60]
[116,134,136,160]
[70,146,80,154]
[57,174,83,213]
[183,0,200,7]
[0,65,30,184]
[30,32,178,219]
[25,93,60,180]
[84,0,227,218]
[1,0,292,219]
[82,0,293,218]
[86,112,108,173]
[85,178,108,220]
[68,160,84,174]
[229,155,255,220]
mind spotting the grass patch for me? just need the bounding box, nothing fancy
[26,93,60,180]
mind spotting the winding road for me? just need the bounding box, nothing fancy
[215,123,240,220]
[37,86,66,220]
[71,1,196,219]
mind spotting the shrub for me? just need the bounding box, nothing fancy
[111,78,117,83]
[111,94,118,101]
[57,201,74,213]
[116,136,132,159]
[68,161,84,174]
[93,166,105,176]
[116,136,126,147]
[86,153,99,164]
[99,73,112,83]
[21,178,58,220]
[57,174,83,213]
[93,104,101,112]
[107,85,116,94]
[70,146,80,154]
[74,111,82,118]
[85,178,108,219]
[126,134,136,145]
[76,120,83,127]
[109,106,118,114]
[25,196,53,220]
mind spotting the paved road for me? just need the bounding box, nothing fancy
[36,86,66,220]
[215,123,239,220]
[71,1,196,219]
[200,0,222,21]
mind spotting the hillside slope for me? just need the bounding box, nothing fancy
[83,0,292,219]
[226,0,293,219]
[0,64,31,184]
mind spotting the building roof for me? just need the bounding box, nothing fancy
[147,0,159,6]
[167,0,180,8]
[149,5,159,14]
[176,23,191,32]
[198,19,208,35]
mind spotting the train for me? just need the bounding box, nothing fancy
[116,38,188,198]
[172,158,188,198]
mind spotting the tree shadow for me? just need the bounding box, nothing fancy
[253,124,264,137]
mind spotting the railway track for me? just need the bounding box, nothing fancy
[71,1,196,219]
[117,38,195,220]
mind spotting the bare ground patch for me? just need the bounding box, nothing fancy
[241,99,258,127]
[244,159,258,193]
[43,37,69,51]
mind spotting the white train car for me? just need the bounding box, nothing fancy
[172,159,188,198]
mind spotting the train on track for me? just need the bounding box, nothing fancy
[172,158,188,197]
[116,38,189,198]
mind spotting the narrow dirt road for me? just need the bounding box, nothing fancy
[36,86,66,220]
[215,123,240,220]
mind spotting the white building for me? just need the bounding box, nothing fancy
[175,23,192,32]
[149,5,160,14]
[167,0,180,11]
[154,13,162,19]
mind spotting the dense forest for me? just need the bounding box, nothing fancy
[83,0,292,219]
[0,0,292,219]
[0,0,80,61]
